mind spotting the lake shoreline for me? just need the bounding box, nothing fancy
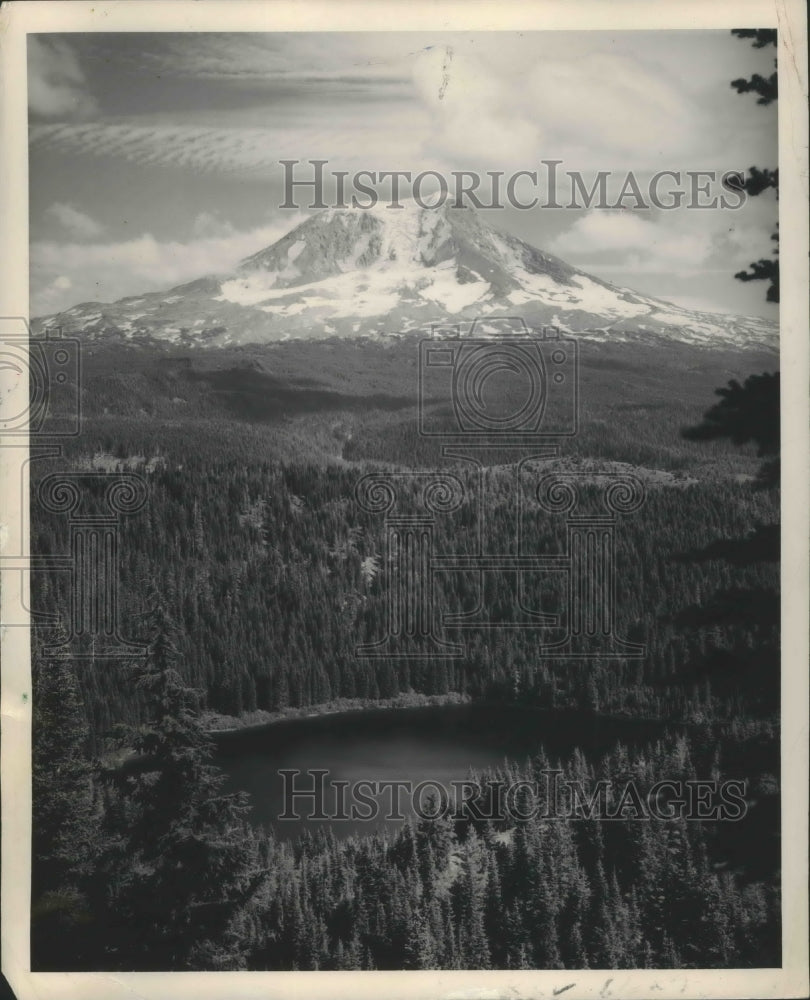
[202,691,745,747]
[202,691,473,740]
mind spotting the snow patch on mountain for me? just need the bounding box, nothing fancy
[34,203,778,353]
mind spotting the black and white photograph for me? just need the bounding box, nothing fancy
[1,3,808,999]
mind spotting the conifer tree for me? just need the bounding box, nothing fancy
[106,586,266,970]
[31,639,100,970]
[730,28,779,302]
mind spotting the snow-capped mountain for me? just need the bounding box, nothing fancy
[34,203,778,351]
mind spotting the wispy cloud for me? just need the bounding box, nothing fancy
[136,32,415,84]
[28,33,775,177]
[28,36,98,119]
[29,112,427,176]
[27,31,778,319]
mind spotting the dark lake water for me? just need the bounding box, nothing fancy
[213,702,779,881]
[214,703,689,839]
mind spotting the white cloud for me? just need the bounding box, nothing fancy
[409,42,706,174]
[521,52,694,163]
[191,211,236,239]
[26,37,703,180]
[550,211,715,274]
[28,37,98,119]
[45,202,104,239]
[547,202,778,302]
[33,274,74,314]
[28,31,777,187]
[413,46,541,168]
[30,213,307,316]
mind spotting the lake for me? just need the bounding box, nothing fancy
[214,702,690,839]
[211,701,779,883]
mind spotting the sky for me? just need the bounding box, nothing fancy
[28,31,778,320]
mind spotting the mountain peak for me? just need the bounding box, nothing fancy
[36,204,778,353]
[239,201,486,279]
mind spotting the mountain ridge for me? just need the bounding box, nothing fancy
[34,203,778,353]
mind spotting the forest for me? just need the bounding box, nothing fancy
[31,454,779,745]
[32,606,780,971]
[29,338,780,971]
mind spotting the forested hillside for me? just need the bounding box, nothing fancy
[30,337,780,970]
[32,459,778,748]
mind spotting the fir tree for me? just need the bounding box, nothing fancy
[31,641,100,970]
[104,586,266,970]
